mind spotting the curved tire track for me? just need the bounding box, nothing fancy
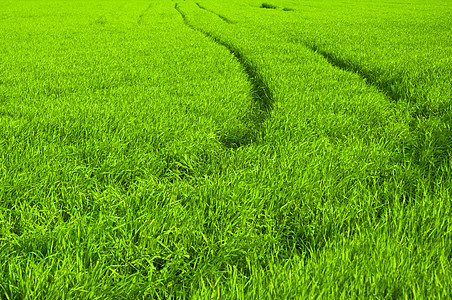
[304,43,404,103]
[302,41,452,198]
[175,3,274,148]
[137,3,152,24]
[195,3,236,24]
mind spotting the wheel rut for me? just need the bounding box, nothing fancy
[195,3,236,24]
[137,3,152,24]
[304,43,405,103]
[175,3,274,148]
[303,41,452,196]
[305,43,450,118]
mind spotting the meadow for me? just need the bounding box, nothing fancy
[0,0,451,298]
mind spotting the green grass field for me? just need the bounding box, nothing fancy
[0,0,451,298]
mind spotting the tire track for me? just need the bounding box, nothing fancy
[137,3,152,24]
[175,3,274,148]
[303,41,452,198]
[195,3,236,24]
[306,43,451,118]
[304,43,405,103]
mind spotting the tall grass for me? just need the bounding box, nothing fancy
[1,0,451,298]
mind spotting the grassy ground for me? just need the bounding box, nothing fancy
[0,0,451,298]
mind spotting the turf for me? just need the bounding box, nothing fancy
[0,0,451,298]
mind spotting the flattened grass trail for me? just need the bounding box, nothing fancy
[0,0,451,298]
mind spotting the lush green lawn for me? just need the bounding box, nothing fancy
[1,0,451,298]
